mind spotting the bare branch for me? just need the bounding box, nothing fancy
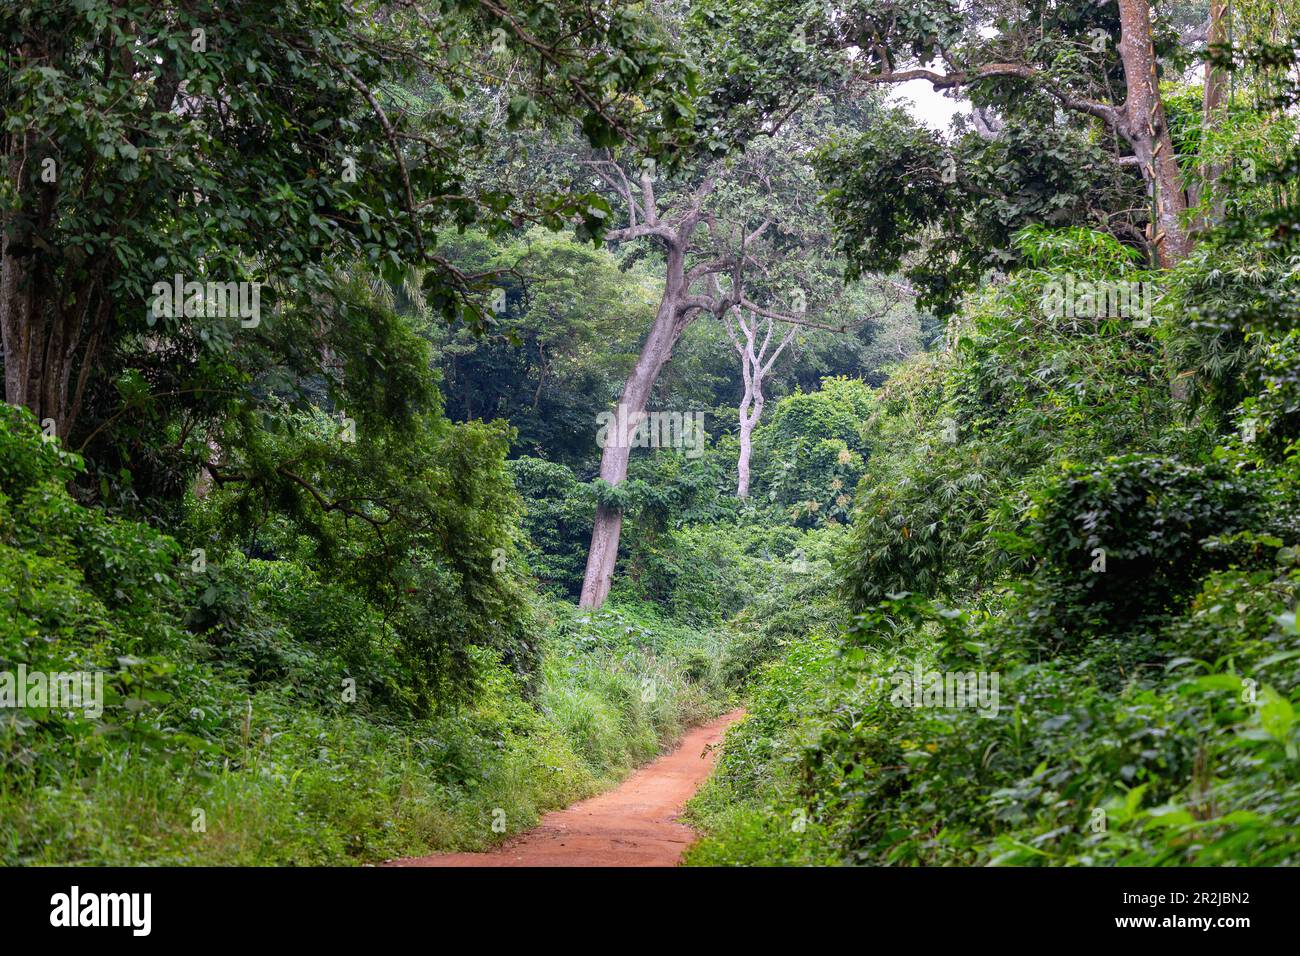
[639,170,658,224]
[605,221,677,243]
[738,297,850,332]
[581,158,643,225]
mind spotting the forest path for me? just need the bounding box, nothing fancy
[386,708,744,867]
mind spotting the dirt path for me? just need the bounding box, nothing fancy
[387,708,744,867]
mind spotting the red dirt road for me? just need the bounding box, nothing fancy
[387,708,744,867]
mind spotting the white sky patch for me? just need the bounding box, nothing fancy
[888,78,968,134]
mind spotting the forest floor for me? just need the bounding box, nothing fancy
[386,708,744,867]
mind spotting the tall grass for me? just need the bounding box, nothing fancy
[2,600,733,865]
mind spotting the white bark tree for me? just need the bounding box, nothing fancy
[723,280,909,498]
[723,309,797,499]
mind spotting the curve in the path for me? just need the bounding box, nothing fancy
[387,708,744,868]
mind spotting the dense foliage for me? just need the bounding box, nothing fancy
[687,226,1300,865]
[4,0,1299,871]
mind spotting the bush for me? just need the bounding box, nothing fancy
[753,377,873,522]
[510,456,595,598]
[1022,454,1272,648]
[688,229,1300,868]
[0,402,738,865]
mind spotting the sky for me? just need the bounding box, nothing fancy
[889,77,968,133]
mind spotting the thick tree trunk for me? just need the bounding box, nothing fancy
[0,255,35,413]
[578,246,687,609]
[2,31,171,443]
[1,128,100,442]
[1,144,37,415]
[1117,0,1193,266]
[1,269,99,442]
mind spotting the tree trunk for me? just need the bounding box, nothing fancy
[1193,1,1231,230]
[724,309,794,500]
[578,245,687,609]
[735,391,760,498]
[1,143,37,416]
[2,271,100,442]
[1,127,102,442]
[1117,0,1193,266]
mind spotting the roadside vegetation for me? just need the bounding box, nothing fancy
[4,0,1298,868]
[0,414,732,864]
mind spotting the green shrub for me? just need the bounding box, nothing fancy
[510,456,595,598]
[0,401,737,866]
[1022,454,1272,648]
[753,377,873,521]
[689,228,1300,868]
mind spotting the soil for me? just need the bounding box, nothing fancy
[386,708,744,868]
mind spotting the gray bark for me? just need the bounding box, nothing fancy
[576,164,789,608]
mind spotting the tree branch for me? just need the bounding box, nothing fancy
[857,62,1120,127]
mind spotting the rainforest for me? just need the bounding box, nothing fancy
[1,0,1299,887]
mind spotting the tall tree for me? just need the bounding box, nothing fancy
[696,0,1201,299]
[0,0,693,442]
[577,134,839,607]
[724,279,905,497]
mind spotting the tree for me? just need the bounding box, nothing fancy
[694,0,1208,307]
[723,308,797,497]
[576,131,841,608]
[905,0,1193,266]
[576,162,731,608]
[426,228,658,467]
[1194,0,1232,229]
[724,280,905,497]
[0,0,694,443]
